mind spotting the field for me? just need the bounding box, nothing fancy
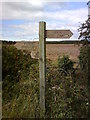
[14,41,81,61]
[46,44,81,61]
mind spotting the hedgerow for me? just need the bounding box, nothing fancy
[2,43,89,118]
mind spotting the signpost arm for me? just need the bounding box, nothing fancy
[39,21,46,118]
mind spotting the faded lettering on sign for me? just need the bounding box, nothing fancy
[46,30,73,38]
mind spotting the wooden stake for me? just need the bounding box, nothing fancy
[39,21,46,118]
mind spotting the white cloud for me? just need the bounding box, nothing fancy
[1,2,87,22]
[1,2,44,20]
[1,0,88,2]
[29,0,44,7]
[12,22,39,37]
[0,1,88,40]
[44,8,87,23]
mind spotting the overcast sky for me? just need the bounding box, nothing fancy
[0,0,89,41]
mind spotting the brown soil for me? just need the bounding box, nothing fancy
[46,44,81,61]
[14,42,81,61]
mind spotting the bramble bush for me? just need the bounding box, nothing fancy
[78,45,90,85]
[78,45,88,71]
[46,56,88,118]
[2,44,40,118]
[58,55,74,75]
[2,45,31,100]
[45,54,88,118]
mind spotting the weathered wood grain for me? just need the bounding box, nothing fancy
[39,22,46,118]
[46,30,73,38]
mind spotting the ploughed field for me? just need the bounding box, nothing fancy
[14,42,81,61]
[46,44,81,61]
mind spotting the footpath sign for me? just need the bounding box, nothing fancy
[39,21,73,118]
[46,30,73,38]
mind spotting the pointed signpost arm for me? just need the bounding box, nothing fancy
[39,21,46,118]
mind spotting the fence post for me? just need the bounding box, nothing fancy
[39,21,46,118]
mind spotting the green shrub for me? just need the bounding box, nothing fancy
[46,58,88,118]
[2,43,40,118]
[58,55,74,75]
[2,44,38,101]
[79,45,88,71]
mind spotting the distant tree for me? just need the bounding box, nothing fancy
[78,17,90,41]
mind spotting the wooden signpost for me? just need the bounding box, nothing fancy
[39,21,73,118]
[39,22,46,117]
[46,30,73,38]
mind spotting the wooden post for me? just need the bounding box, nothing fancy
[39,21,74,118]
[39,21,46,118]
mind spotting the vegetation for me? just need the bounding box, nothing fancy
[58,55,74,75]
[2,42,89,118]
[79,45,88,71]
[78,17,90,41]
[46,52,88,118]
[2,43,40,118]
